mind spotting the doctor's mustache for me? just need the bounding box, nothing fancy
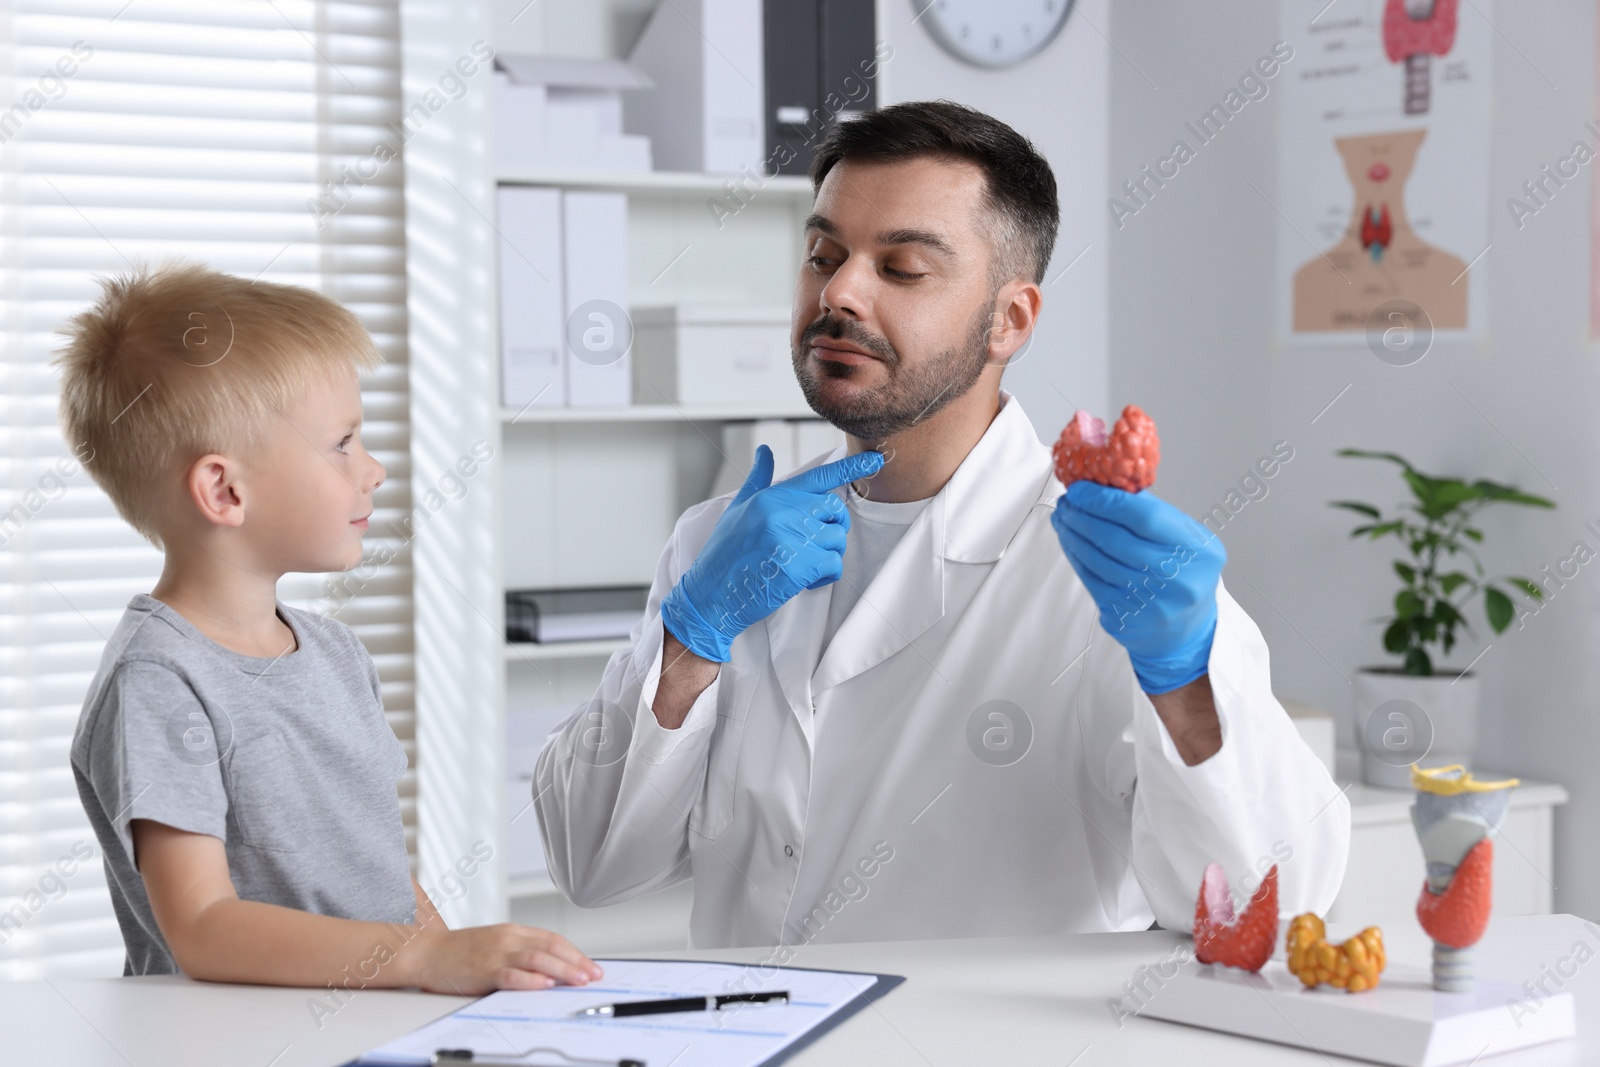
[799,314,899,366]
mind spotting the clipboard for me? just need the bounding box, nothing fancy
[346,957,905,1067]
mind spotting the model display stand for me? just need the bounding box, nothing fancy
[1142,764,1575,1064]
[1140,946,1574,1067]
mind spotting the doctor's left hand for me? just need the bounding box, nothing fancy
[1050,481,1225,695]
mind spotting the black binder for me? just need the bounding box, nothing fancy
[763,0,877,176]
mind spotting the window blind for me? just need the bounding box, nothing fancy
[0,0,413,978]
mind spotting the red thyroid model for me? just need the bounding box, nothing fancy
[1193,863,1279,973]
[1415,838,1493,949]
[1052,405,1160,493]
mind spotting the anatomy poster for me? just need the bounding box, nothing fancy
[1278,0,1491,343]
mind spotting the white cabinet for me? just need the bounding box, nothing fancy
[1326,751,1568,926]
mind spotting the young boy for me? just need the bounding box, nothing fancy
[57,263,601,994]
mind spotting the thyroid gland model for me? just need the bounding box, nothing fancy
[1292,128,1468,333]
[1192,863,1278,973]
[1383,0,1458,115]
[1052,406,1160,493]
[1411,764,1518,992]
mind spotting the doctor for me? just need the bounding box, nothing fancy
[535,101,1349,949]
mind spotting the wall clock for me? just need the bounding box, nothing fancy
[910,0,1075,69]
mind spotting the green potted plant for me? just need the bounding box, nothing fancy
[1331,450,1554,787]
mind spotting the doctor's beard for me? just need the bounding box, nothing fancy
[792,300,994,443]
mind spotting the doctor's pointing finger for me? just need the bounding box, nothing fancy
[659,446,887,665]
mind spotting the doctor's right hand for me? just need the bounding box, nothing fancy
[659,445,885,663]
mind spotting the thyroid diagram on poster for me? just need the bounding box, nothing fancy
[1278,0,1491,347]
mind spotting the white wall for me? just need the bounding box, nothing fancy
[1108,0,1600,919]
[878,0,1111,434]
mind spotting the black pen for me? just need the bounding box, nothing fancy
[575,991,790,1018]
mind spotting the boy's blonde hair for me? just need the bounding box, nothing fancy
[54,262,382,547]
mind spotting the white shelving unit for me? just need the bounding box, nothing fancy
[488,164,834,917]
[498,168,813,197]
[399,5,835,937]
[503,637,630,662]
[500,402,818,424]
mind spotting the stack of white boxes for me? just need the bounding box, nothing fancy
[493,55,652,174]
[497,186,631,410]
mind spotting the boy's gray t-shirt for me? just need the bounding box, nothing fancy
[70,594,415,976]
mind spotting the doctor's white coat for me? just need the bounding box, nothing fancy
[534,391,1350,949]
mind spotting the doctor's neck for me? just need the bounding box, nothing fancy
[845,381,1003,503]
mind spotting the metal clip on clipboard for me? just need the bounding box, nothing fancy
[432,1049,644,1067]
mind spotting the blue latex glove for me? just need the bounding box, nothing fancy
[660,445,887,662]
[1050,481,1226,694]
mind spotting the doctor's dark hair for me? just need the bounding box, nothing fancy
[808,100,1060,286]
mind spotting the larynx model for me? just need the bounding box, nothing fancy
[1411,764,1518,992]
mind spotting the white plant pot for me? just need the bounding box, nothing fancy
[1353,667,1481,789]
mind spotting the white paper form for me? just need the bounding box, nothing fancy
[353,958,886,1067]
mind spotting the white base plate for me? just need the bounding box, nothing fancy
[1140,955,1575,1066]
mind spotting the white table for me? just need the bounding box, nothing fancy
[4,913,1596,1066]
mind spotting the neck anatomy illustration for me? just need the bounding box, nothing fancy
[1345,150,1411,264]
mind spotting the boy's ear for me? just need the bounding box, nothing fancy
[186,453,245,528]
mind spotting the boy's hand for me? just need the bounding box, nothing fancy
[408,923,603,995]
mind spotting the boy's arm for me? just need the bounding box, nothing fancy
[133,820,600,993]
[412,877,444,930]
